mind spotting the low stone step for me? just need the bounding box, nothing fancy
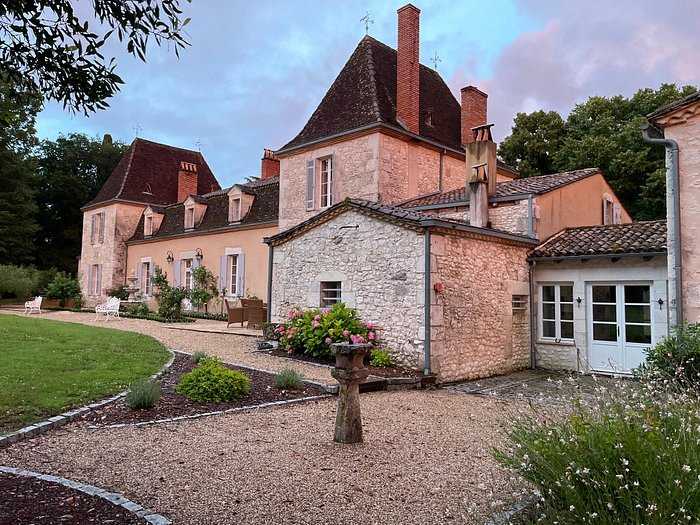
[359,375,388,393]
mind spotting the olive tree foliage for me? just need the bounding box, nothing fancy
[0,0,191,118]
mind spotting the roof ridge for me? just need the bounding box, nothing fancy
[513,167,599,182]
[115,142,137,200]
[133,137,205,156]
[562,219,666,232]
[364,36,383,122]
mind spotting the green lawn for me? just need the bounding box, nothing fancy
[0,315,169,434]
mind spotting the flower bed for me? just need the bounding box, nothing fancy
[118,311,195,323]
[182,310,227,322]
[80,353,324,426]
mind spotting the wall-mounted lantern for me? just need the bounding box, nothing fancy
[195,248,204,262]
[166,251,174,264]
[657,298,665,310]
[576,297,583,307]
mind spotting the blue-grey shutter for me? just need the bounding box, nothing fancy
[237,253,245,297]
[193,257,201,269]
[173,259,181,287]
[219,255,227,293]
[88,265,94,296]
[97,264,102,296]
[98,213,105,243]
[306,159,315,210]
[136,263,142,293]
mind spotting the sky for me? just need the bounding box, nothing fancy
[36,0,700,187]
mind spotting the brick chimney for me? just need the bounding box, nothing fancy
[461,86,488,145]
[467,124,497,228]
[397,4,420,134]
[261,148,280,180]
[177,161,198,202]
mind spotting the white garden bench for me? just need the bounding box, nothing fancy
[24,296,42,315]
[95,296,121,321]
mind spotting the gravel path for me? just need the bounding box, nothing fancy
[0,310,335,385]
[0,390,530,525]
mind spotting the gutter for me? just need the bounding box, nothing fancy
[126,220,278,245]
[423,230,431,375]
[528,251,667,263]
[266,244,273,323]
[641,123,683,326]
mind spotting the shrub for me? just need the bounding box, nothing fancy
[190,266,219,312]
[274,367,303,390]
[276,303,379,360]
[495,397,700,525]
[152,266,188,319]
[637,323,700,388]
[45,272,81,306]
[0,265,41,299]
[369,348,392,368]
[126,302,150,316]
[176,357,251,403]
[262,322,280,341]
[125,379,161,410]
[192,351,208,364]
[106,284,130,300]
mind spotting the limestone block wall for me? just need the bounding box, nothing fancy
[429,233,531,382]
[79,202,144,305]
[278,134,380,231]
[489,200,531,236]
[664,112,700,322]
[270,210,425,367]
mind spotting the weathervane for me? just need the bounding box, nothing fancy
[360,11,374,35]
[430,51,442,71]
[195,138,202,151]
[132,123,143,138]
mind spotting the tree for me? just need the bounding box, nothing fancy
[0,76,41,265]
[35,133,128,273]
[498,84,697,220]
[0,1,190,117]
[498,111,566,179]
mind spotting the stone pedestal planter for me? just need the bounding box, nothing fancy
[331,342,371,444]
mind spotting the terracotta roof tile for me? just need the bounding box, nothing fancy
[85,138,220,208]
[648,91,700,121]
[280,36,462,152]
[530,220,667,259]
[401,168,600,208]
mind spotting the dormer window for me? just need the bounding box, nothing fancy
[185,206,195,229]
[425,109,433,127]
[144,215,153,236]
[143,183,153,195]
[230,198,241,222]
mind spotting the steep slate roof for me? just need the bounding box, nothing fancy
[529,220,667,259]
[85,138,221,208]
[265,197,537,247]
[401,168,600,208]
[280,35,463,152]
[128,177,279,242]
[648,91,700,121]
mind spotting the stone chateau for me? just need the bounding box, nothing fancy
[80,4,700,382]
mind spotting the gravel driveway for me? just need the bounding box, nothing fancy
[0,310,335,385]
[0,390,530,525]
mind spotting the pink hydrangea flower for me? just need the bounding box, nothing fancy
[342,329,350,338]
[314,314,321,322]
[312,320,320,329]
[367,331,376,341]
[365,322,374,330]
[325,337,332,345]
[350,334,366,344]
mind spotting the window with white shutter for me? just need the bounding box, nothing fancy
[306,159,316,211]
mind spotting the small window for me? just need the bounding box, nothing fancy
[512,295,527,312]
[144,215,153,236]
[90,212,105,245]
[183,259,193,291]
[320,281,341,307]
[89,264,102,296]
[141,262,152,296]
[230,198,241,222]
[185,207,195,229]
[425,109,433,127]
[603,197,614,225]
[540,284,574,341]
[228,254,239,296]
[320,157,333,208]
[143,183,153,195]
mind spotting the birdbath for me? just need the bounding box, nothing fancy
[331,342,371,444]
[125,271,140,302]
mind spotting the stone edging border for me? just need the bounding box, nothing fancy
[0,465,172,524]
[0,349,176,449]
[484,495,538,525]
[93,393,334,429]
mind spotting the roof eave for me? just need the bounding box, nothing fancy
[529,250,667,262]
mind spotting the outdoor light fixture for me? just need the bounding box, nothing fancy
[195,248,204,261]
[166,251,174,264]
[576,297,583,307]
[657,298,665,309]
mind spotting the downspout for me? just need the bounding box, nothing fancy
[641,123,683,327]
[438,149,445,192]
[266,244,274,323]
[528,259,537,369]
[423,229,432,375]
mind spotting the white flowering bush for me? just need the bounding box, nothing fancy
[494,378,700,524]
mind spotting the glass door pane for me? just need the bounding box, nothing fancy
[624,285,651,344]
[592,285,617,342]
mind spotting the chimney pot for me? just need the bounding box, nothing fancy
[461,86,488,145]
[177,161,199,202]
[397,4,421,134]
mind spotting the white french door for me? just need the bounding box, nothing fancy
[588,283,653,374]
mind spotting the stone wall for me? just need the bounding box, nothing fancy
[664,112,700,322]
[79,202,144,306]
[429,233,531,382]
[278,134,380,231]
[270,210,425,367]
[489,200,531,236]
